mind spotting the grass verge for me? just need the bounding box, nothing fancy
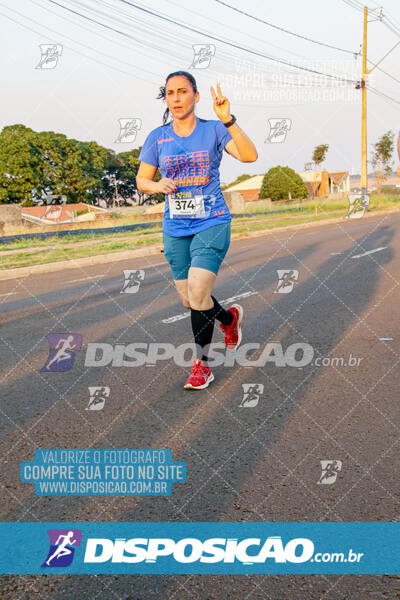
[1,194,398,270]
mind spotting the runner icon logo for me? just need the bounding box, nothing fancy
[86,386,110,411]
[318,460,342,485]
[120,269,145,294]
[41,529,82,568]
[35,44,63,69]
[190,44,216,69]
[239,383,264,408]
[274,270,299,293]
[43,205,63,220]
[115,118,142,143]
[265,119,291,143]
[347,193,369,219]
[41,333,82,372]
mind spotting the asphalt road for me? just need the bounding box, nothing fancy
[1,213,399,599]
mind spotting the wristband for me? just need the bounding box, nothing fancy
[222,114,236,128]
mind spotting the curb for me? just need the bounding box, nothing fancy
[0,208,398,281]
[233,209,395,238]
[0,244,164,281]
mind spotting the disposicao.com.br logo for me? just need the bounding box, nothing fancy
[1,522,392,574]
[84,341,314,368]
[83,536,363,565]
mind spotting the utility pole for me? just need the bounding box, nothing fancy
[358,6,400,204]
[361,6,368,200]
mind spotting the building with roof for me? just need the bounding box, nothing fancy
[225,171,350,201]
[298,171,350,197]
[224,175,264,201]
[21,202,110,226]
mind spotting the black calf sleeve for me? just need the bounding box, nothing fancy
[212,295,233,326]
[190,306,215,363]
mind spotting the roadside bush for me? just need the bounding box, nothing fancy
[260,166,309,201]
[75,208,89,216]
[20,198,36,207]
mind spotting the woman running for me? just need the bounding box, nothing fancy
[137,71,257,390]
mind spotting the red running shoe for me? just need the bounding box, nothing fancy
[184,359,214,390]
[219,304,243,350]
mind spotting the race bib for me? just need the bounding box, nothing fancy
[168,188,206,219]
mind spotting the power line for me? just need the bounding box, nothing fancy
[372,62,400,85]
[70,0,202,56]
[215,0,358,55]
[41,0,360,84]
[342,0,400,37]
[344,0,379,12]
[44,0,316,87]
[46,0,165,47]
[43,0,230,80]
[164,0,312,60]
[381,17,400,38]
[341,0,381,17]
[47,0,271,80]
[341,0,365,15]
[378,6,400,37]
[116,0,357,83]
[17,0,340,96]
[341,2,400,86]
[65,0,350,85]
[68,0,268,74]
[380,14,400,38]
[384,8,400,32]
[367,85,400,106]
[0,2,159,83]
[35,0,191,68]
[68,0,397,91]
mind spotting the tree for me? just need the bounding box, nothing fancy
[0,124,163,206]
[99,150,125,206]
[0,125,109,204]
[54,137,107,204]
[371,130,394,196]
[99,148,163,207]
[259,166,308,202]
[312,144,329,169]
[221,173,252,191]
[117,150,163,205]
[0,125,42,203]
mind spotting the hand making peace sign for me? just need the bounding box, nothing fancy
[210,82,231,124]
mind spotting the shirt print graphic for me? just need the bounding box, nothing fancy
[164,150,210,188]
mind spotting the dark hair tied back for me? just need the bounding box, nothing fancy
[157,71,198,125]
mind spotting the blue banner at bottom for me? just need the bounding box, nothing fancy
[0,522,398,574]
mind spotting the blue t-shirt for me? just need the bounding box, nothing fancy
[138,118,232,236]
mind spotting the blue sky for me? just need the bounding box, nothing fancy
[1,0,399,183]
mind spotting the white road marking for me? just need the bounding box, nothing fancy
[161,291,257,323]
[67,276,99,283]
[163,311,191,324]
[379,337,393,341]
[0,292,16,297]
[331,252,342,255]
[351,246,387,259]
